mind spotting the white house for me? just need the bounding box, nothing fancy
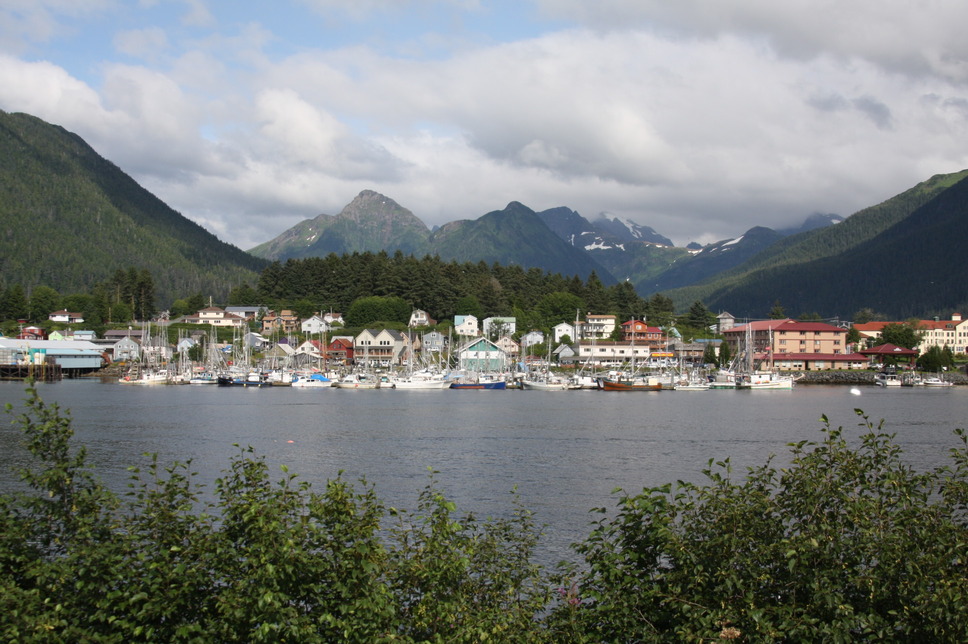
[553,322,575,344]
[409,309,436,327]
[301,315,331,335]
[579,314,615,340]
[323,312,345,326]
[519,330,545,349]
[188,307,247,328]
[576,340,652,367]
[48,309,84,324]
[483,316,516,339]
[454,315,479,337]
[354,329,407,367]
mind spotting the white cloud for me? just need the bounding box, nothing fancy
[1,1,967,252]
[535,0,968,83]
[113,27,168,59]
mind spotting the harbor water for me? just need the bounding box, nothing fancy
[1,380,965,564]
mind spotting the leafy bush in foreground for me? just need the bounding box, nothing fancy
[548,413,968,642]
[2,384,967,642]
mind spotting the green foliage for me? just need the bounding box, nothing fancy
[254,251,648,328]
[878,322,924,350]
[0,284,29,321]
[701,342,719,367]
[4,386,966,641]
[769,299,787,319]
[645,293,676,327]
[345,295,411,327]
[549,412,968,642]
[664,170,968,319]
[918,345,956,372]
[27,286,60,323]
[0,110,264,307]
[0,385,551,642]
[682,300,715,331]
[719,339,732,366]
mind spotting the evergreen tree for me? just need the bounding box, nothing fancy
[645,293,676,327]
[227,284,259,306]
[28,286,60,322]
[583,271,611,314]
[0,284,29,321]
[702,342,719,367]
[769,300,787,319]
[719,339,732,366]
[683,300,714,331]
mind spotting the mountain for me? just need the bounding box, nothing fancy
[253,196,614,282]
[777,212,844,236]
[428,202,614,281]
[249,190,430,260]
[592,212,674,246]
[646,226,785,294]
[665,170,968,318]
[0,110,265,305]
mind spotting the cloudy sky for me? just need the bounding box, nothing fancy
[2,1,967,250]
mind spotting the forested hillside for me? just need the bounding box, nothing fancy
[665,170,968,318]
[255,251,664,330]
[0,111,265,305]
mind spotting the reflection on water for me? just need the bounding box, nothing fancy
[2,380,964,563]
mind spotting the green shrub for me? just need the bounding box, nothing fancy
[548,412,968,642]
[3,384,967,642]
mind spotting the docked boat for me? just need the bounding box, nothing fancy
[391,375,450,389]
[188,372,218,385]
[332,373,383,389]
[520,376,570,391]
[450,380,507,390]
[922,376,953,387]
[119,369,170,385]
[742,372,795,390]
[874,371,902,387]
[290,373,334,388]
[597,374,662,391]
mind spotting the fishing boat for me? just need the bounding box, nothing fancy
[520,376,570,391]
[597,374,662,391]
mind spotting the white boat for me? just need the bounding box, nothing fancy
[290,373,334,388]
[743,372,795,390]
[119,369,169,385]
[874,371,902,387]
[390,369,450,389]
[674,379,710,391]
[332,373,383,389]
[520,376,570,391]
[922,376,953,387]
[709,370,740,389]
[188,372,218,385]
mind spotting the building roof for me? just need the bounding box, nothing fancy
[759,352,868,361]
[858,343,918,356]
[727,319,844,334]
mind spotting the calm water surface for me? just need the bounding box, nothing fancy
[2,380,965,563]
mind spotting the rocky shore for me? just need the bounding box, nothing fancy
[792,370,967,385]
